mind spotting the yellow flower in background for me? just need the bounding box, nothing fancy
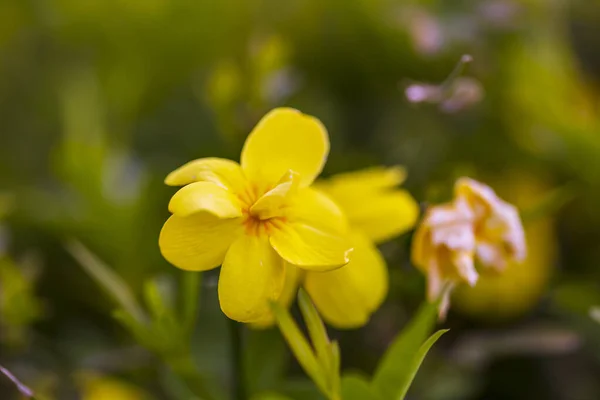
[412,178,527,315]
[255,167,420,329]
[159,108,352,323]
[81,374,150,400]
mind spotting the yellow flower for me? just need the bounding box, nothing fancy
[80,374,150,400]
[256,166,419,329]
[159,108,352,323]
[411,178,526,315]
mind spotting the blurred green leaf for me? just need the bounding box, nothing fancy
[372,301,439,399]
[340,374,381,400]
[0,257,42,336]
[66,239,146,322]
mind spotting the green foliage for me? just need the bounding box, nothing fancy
[68,240,217,400]
[271,289,338,399]
[0,257,43,346]
[272,290,447,400]
[340,374,381,400]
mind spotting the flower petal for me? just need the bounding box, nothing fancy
[315,167,418,243]
[316,166,406,193]
[165,157,246,193]
[270,188,352,271]
[251,264,302,328]
[249,170,300,220]
[339,190,419,244]
[218,234,286,323]
[304,232,388,329]
[270,225,352,271]
[241,108,329,187]
[285,188,349,233]
[159,212,241,271]
[169,181,242,218]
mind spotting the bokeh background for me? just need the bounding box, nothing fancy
[1,0,600,399]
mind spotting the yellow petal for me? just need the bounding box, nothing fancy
[218,234,286,323]
[304,232,388,329]
[341,190,419,244]
[159,212,241,271]
[317,166,406,193]
[241,108,329,187]
[251,264,302,329]
[165,157,246,193]
[249,170,300,220]
[286,188,349,233]
[168,181,242,218]
[270,188,352,271]
[316,167,418,243]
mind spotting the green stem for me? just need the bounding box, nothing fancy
[229,319,245,400]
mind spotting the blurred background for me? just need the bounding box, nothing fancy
[1,0,600,399]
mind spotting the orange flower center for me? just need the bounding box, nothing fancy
[237,183,286,236]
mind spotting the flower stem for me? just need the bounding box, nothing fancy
[229,319,245,400]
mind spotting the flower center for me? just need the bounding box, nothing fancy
[237,183,285,236]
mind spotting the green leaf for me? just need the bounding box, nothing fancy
[270,301,329,397]
[372,301,438,399]
[297,289,333,374]
[66,239,146,322]
[340,374,380,400]
[395,329,449,400]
